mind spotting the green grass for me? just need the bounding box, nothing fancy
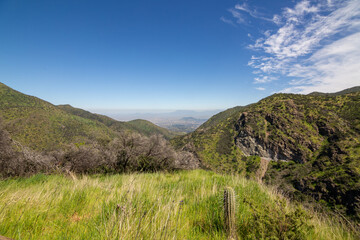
[0,170,355,239]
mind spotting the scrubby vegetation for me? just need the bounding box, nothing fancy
[0,170,356,239]
[173,89,360,223]
[0,82,195,177]
[0,118,195,178]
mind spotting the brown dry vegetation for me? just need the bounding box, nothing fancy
[0,118,197,178]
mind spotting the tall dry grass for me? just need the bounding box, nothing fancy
[0,170,356,239]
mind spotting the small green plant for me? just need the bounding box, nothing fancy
[224,186,237,239]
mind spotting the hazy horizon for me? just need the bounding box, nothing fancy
[85,108,222,122]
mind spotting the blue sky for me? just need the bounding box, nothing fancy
[1,0,359,111]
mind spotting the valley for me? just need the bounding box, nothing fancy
[1,82,359,239]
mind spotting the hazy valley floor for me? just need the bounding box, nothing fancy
[0,170,356,239]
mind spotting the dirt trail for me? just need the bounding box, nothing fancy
[256,158,270,183]
[0,235,14,240]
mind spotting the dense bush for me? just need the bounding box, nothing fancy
[55,144,108,174]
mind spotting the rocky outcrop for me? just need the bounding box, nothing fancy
[235,131,294,161]
[234,112,317,163]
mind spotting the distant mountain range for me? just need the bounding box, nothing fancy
[97,109,222,122]
[91,109,221,133]
[0,82,179,151]
[173,86,360,221]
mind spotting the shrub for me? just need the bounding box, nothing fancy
[241,197,314,239]
[56,144,107,174]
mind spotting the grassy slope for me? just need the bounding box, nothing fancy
[198,106,245,131]
[0,83,115,151]
[0,170,355,240]
[0,82,180,151]
[58,105,181,140]
[57,104,131,132]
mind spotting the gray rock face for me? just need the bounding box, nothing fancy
[234,112,305,163]
[235,132,288,161]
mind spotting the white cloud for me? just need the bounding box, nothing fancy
[247,0,360,92]
[254,75,278,84]
[285,32,360,93]
[272,15,282,25]
[256,87,266,91]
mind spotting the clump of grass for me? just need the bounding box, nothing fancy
[0,170,356,239]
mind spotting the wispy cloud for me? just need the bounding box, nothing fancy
[234,3,273,22]
[220,16,236,27]
[228,8,246,24]
[223,2,274,26]
[247,0,360,93]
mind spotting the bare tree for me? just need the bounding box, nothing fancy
[107,132,177,173]
[136,134,176,172]
[107,132,143,172]
[0,117,55,177]
[57,143,107,174]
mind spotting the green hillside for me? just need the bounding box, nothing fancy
[0,83,178,151]
[173,87,360,222]
[57,104,131,132]
[308,86,360,96]
[0,83,115,151]
[127,119,182,139]
[0,170,356,239]
[58,105,180,139]
[198,106,245,130]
